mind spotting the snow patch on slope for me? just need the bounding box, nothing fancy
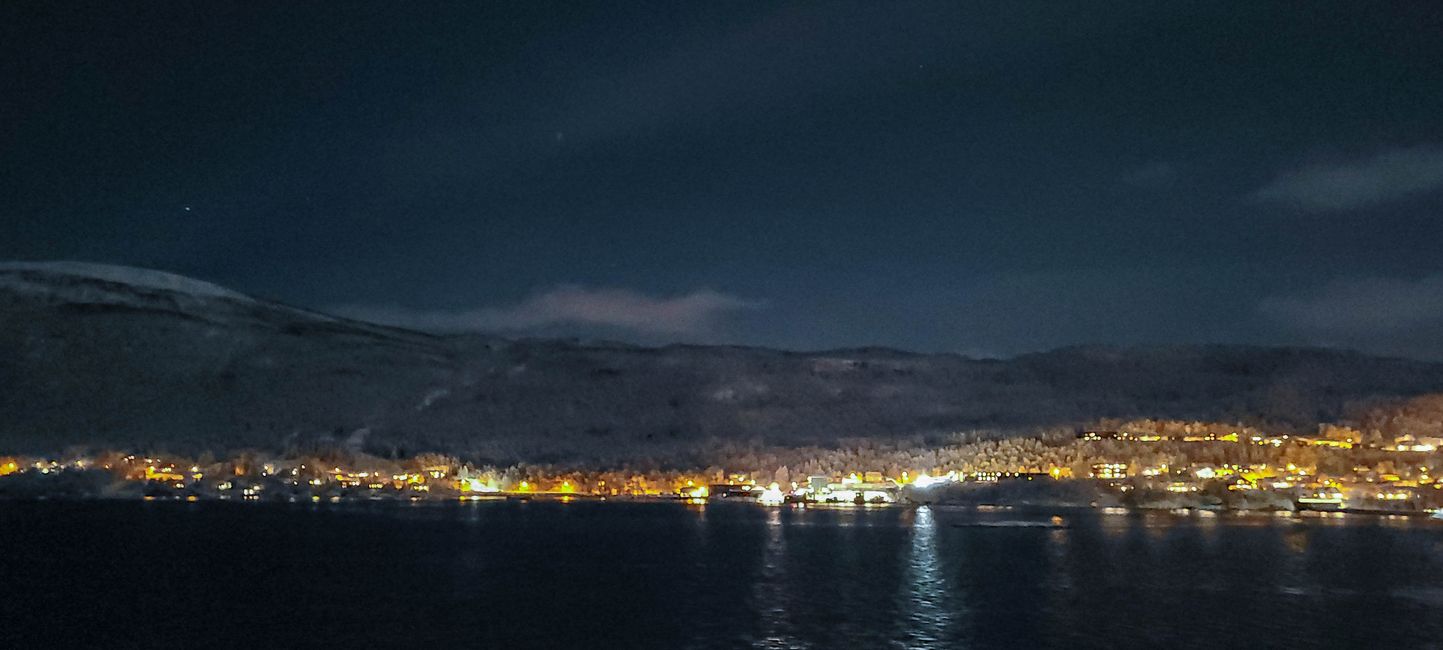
[0,261,254,302]
[416,388,451,411]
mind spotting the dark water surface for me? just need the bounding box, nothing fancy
[4,500,1443,648]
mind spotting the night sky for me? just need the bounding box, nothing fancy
[5,2,1443,358]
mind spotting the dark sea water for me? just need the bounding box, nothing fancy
[4,500,1443,649]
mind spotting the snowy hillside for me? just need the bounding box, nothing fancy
[0,261,254,302]
[5,262,1443,461]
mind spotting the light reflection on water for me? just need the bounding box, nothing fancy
[895,506,960,648]
[753,507,807,650]
[2,501,1443,649]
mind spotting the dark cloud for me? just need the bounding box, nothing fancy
[333,286,760,337]
[1254,146,1443,212]
[1260,275,1443,359]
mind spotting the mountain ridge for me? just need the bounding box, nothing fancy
[5,261,1443,461]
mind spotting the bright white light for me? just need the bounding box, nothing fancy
[912,472,940,489]
[465,478,498,493]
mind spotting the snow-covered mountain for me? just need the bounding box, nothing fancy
[5,261,1443,461]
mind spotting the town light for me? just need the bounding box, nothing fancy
[758,482,786,505]
[912,472,942,489]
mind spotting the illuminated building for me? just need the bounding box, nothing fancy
[709,484,758,499]
[910,472,943,489]
[1090,463,1127,480]
[757,483,786,505]
[1296,491,1344,511]
[144,465,186,483]
[1392,435,1442,452]
[676,484,709,499]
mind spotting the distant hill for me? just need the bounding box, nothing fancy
[5,262,1443,461]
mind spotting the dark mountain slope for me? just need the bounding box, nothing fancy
[5,262,1443,460]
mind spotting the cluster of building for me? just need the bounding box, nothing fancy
[0,453,1032,507]
[1076,430,1443,513]
[1077,429,1441,451]
[0,454,458,502]
[710,471,908,505]
[2,427,1442,516]
[689,469,1062,506]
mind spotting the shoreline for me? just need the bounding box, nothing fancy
[3,492,1439,521]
